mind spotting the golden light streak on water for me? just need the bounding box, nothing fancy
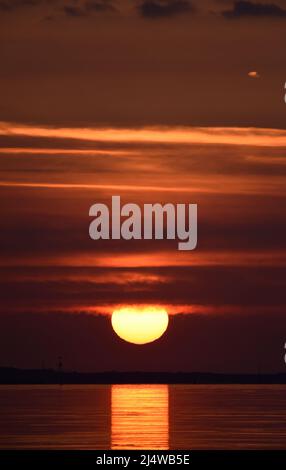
[111,384,169,449]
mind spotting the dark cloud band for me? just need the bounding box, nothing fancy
[137,0,195,19]
[223,1,286,19]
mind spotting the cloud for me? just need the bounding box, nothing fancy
[223,1,286,19]
[85,0,115,12]
[0,0,39,10]
[0,0,115,16]
[137,0,195,19]
[63,5,86,17]
[2,122,286,147]
[62,0,115,17]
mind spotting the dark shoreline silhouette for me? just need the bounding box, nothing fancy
[1,367,286,384]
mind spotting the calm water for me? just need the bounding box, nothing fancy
[0,384,285,449]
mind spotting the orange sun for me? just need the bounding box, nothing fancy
[111,306,169,345]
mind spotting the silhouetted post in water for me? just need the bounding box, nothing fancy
[58,356,63,385]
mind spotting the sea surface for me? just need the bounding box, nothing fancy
[0,384,285,449]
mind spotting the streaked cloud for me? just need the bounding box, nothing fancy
[1,122,286,147]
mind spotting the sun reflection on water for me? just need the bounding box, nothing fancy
[111,384,169,450]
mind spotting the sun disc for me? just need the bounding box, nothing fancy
[111,306,169,345]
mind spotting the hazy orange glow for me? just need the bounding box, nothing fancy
[1,175,285,196]
[0,147,134,156]
[1,122,286,147]
[1,250,286,269]
[111,306,169,345]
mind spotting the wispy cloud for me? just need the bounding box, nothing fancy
[1,122,286,147]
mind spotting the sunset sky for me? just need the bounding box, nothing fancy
[0,0,285,373]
